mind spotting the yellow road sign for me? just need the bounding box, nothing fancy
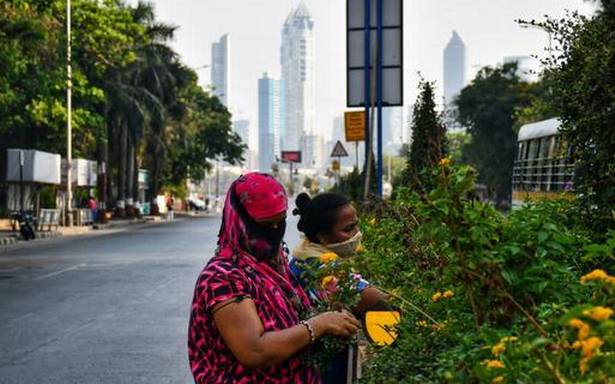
[344,111,366,142]
[332,160,340,172]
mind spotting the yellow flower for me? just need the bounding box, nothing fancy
[580,269,609,283]
[321,275,337,289]
[432,292,442,302]
[568,318,590,340]
[576,337,604,374]
[368,218,377,226]
[439,157,451,167]
[482,360,505,369]
[579,337,603,358]
[355,244,366,254]
[442,290,454,299]
[319,252,338,264]
[491,342,506,356]
[491,376,504,384]
[583,306,613,321]
[500,336,518,343]
[416,320,427,328]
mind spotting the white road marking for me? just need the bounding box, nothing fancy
[34,263,87,281]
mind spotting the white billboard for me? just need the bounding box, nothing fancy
[5,149,61,184]
[61,159,98,187]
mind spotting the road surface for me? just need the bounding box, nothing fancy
[0,215,302,383]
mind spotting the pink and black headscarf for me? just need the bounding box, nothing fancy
[217,172,288,263]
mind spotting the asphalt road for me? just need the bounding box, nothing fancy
[0,214,302,384]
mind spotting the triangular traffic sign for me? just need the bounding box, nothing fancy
[330,140,349,158]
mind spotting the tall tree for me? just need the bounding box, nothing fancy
[530,1,615,232]
[401,80,446,191]
[455,63,536,207]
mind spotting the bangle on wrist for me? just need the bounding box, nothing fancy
[300,320,316,344]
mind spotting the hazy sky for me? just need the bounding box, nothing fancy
[133,0,596,148]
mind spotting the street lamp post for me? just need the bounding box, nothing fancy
[66,0,73,227]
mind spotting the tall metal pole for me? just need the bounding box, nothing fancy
[19,150,24,212]
[66,0,73,227]
[362,0,371,201]
[215,159,220,198]
[289,162,294,196]
[376,0,384,198]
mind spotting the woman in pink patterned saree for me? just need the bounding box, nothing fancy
[188,172,360,384]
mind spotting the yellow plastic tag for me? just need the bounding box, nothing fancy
[364,310,401,346]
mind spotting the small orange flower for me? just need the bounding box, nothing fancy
[355,244,366,254]
[439,157,451,167]
[583,306,613,321]
[580,269,609,283]
[319,252,338,264]
[482,360,505,369]
[491,376,504,384]
[569,318,590,340]
[442,290,454,299]
[321,275,337,290]
[491,343,506,356]
[431,292,442,302]
[575,337,604,374]
[579,337,603,358]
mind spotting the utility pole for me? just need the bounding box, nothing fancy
[65,0,73,227]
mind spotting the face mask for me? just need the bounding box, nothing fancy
[245,218,286,261]
[325,231,362,258]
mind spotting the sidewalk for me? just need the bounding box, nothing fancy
[0,211,220,249]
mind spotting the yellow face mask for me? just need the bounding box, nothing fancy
[363,310,401,346]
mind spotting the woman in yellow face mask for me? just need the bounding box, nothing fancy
[290,192,388,383]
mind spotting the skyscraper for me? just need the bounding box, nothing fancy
[211,34,230,107]
[443,31,467,105]
[258,73,284,172]
[281,1,315,166]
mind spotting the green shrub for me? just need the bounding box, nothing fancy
[358,160,613,383]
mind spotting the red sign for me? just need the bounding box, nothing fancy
[281,151,302,163]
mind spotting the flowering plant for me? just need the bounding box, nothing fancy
[355,159,614,383]
[298,251,363,370]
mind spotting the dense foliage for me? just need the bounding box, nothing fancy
[357,160,613,383]
[455,63,538,208]
[524,1,615,233]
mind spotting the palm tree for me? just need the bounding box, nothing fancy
[102,1,190,214]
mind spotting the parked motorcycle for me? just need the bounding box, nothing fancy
[11,211,36,240]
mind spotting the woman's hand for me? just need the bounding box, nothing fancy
[309,310,361,338]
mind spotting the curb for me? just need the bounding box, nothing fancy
[0,236,17,246]
[92,219,147,230]
[0,231,60,247]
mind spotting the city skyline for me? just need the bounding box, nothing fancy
[136,0,596,153]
